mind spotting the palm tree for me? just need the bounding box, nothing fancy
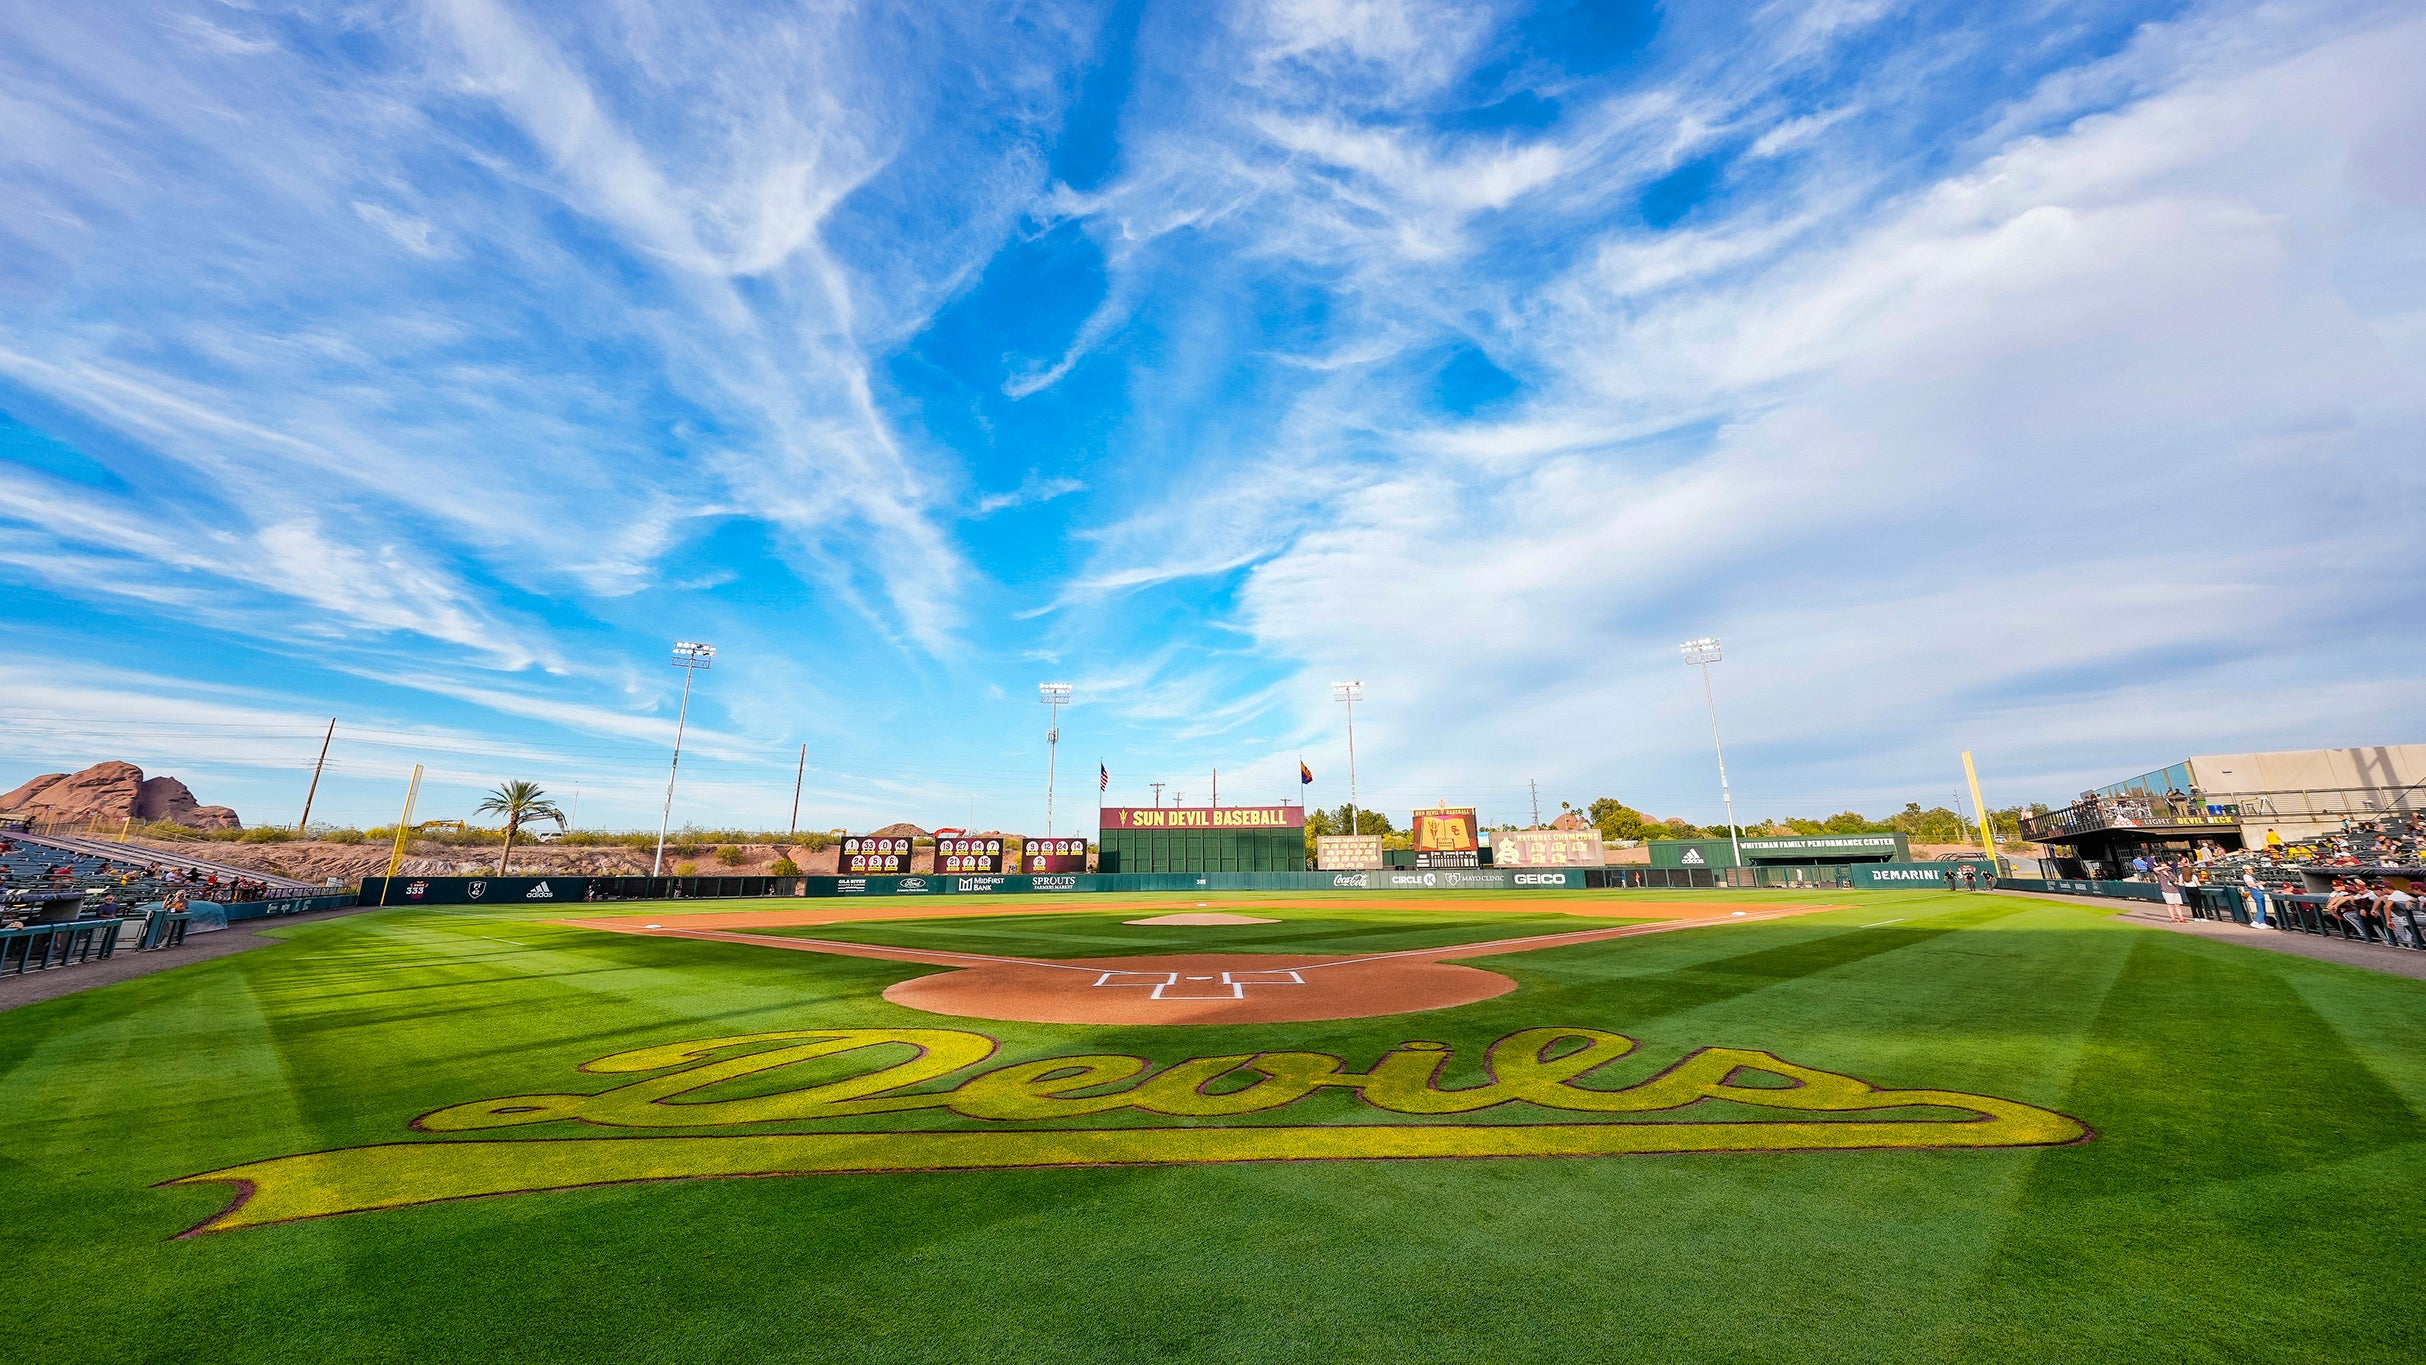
[476,780,564,875]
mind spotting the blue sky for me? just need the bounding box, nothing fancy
[3,0,2422,836]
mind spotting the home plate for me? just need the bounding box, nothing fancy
[1125,912,1280,925]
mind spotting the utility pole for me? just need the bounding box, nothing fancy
[1151,782,1164,808]
[788,743,807,837]
[1529,778,1541,829]
[296,717,335,833]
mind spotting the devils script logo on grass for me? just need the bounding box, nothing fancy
[165,1026,2089,1235]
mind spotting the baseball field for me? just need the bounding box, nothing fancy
[4,886,2421,1363]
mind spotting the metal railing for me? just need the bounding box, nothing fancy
[2021,786,2424,842]
[2186,886,2422,950]
[0,919,126,975]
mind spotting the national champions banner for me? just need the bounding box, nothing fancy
[1492,829,1608,868]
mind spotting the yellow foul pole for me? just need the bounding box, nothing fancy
[1961,751,1997,866]
[377,765,424,907]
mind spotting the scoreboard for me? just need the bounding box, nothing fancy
[1024,836,1089,873]
[1411,805,1480,852]
[934,836,1005,874]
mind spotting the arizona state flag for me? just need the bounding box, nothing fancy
[1299,760,1314,786]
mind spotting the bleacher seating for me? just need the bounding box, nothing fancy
[0,830,313,914]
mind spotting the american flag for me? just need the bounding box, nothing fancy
[1099,762,1109,793]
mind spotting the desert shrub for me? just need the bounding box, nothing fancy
[715,845,745,867]
[770,857,800,876]
[237,827,292,843]
[324,828,366,844]
[675,860,698,876]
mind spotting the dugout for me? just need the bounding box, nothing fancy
[1095,805,1305,873]
[1647,833,1909,870]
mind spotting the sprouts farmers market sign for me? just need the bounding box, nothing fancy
[1101,806,1305,830]
[164,1025,2088,1235]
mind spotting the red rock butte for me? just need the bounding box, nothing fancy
[0,761,242,830]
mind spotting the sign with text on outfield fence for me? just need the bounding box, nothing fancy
[933,837,1005,874]
[1316,835,1385,870]
[1024,837,1089,873]
[1491,830,1608,868]
[1101,806,1305,830]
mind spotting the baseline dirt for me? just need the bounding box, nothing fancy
[565,904,1834,1023]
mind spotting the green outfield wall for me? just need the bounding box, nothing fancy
[799,868,1594,896]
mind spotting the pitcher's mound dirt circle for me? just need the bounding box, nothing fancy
[884,953,1516,1025]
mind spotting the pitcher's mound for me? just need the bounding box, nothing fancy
[1125,912,1279,925]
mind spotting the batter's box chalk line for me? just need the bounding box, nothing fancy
[1091,968,1309,1000]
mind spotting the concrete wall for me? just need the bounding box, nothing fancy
[2191,745,2426,800]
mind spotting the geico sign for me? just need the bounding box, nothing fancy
[1514,873,1569,886]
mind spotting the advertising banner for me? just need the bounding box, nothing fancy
[1023,837,1089,873]
[1316,834,1386,870]
[932,836,1006,874]
[1100,806,1305,831]
[1492,829,1608,868]
[1411,806,1479,852]
[839,835,914,875]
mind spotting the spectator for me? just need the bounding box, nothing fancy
[2385,881,2421,949]
[2154,861,2186,923]
[2240,868,2271,927]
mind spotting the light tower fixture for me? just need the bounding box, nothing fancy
[1331,680,1364,839]
[654,640,715,877]
[1039,682,1073,835]
[1678,638,1742,870]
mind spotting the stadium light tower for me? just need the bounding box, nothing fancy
[1679,639,1742,870]
[1331,681,1363,838]
[653,641,715,877]
[1040,682,1073,835]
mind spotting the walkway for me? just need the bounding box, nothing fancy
[1996,888,2426,983]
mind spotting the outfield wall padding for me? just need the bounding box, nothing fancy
[357,875,805,906]
[1847,860,1998,890]
[798,869,1597,897]
[1998,876,2164,901]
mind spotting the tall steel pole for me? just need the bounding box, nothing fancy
[1680,640,1742,869]
[296,717,335,833]
[1333,681,1363,837]
[655,642,715,876]
[1040,683,1072,835]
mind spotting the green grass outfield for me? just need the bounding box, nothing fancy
[3,887,2422,1363]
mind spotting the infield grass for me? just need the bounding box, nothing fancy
[1,888,2420,1364]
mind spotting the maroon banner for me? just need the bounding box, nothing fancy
[1023,837,1089,873]
[1100,806,1305,831]
[933,836,1005,874]
[839,835,913,874]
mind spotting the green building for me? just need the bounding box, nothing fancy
[1647,833,1909,869]
[1095,805,1306,873]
